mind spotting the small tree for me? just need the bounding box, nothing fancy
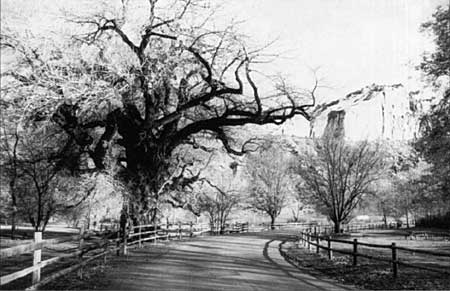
[247,142,292,229]
[290,202,306,223]
[197,180,240,234]
[0,124,96,232]
[296,136,383,233]
[370,178,397,226]
[0,127,20,237]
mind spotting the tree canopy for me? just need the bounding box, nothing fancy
[418,5,450,81]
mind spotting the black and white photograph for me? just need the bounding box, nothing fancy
[0,0,449,290]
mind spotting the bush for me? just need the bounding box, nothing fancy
[416,211,450,229]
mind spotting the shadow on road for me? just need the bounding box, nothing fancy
[45,233,352,290]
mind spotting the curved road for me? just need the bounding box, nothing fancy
[100,233,352,290]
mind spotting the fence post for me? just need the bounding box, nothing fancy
[78,225,85,278]
[138,225,142,248]
[32,231,42,285]
[307,233,311,251]
[392,243,398,278]
[116,230,120,256]
[352,239,358,266]
[167,223,170,240]
[327,236,333,260]
[122,221,128,255]
[153,222,157,245]
[189,222,193,237]
[178,222,182,240]
[316,235,320,254]
[103,236,108,264]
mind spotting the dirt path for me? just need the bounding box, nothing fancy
[91,233,352,291]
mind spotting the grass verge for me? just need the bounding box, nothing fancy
[281,241,450,290]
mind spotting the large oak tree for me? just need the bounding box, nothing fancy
[1,0,316,223]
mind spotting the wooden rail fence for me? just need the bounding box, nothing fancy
[263,222,392,234]
[297,230,450,278]
[0,221,249,289]
[0,226,119,290]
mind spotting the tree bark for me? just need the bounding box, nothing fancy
[405,210,410,228]
[333,221,341,233]
[10,211,16,239]
[270,215,276,230]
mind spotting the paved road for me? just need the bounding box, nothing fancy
[101,233,352,290]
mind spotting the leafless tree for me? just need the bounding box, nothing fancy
[247,142,293,229]
[196,179,240,234]
[0,123,96,232]
[296,135,383,233]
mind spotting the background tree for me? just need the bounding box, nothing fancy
[369,178,397,227]
[196,179,240,234]
[289,202,307,223]
[247,141,293,229]
[415,91,450,199]
[0,0,317,224]
[418,5,450,82]
[0,126,20,237]
[296,136,383,233]
[414,4,450,223]
[54,172,123,230]
[0,123,96,232]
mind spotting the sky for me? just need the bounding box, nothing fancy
[1,0,447,102]
[224,0,446,100]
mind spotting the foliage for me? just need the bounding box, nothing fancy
[295,135,383,233]
[371,142,448,227]
[247,141,293,229]
[415,89,450,198]
[415,4,450,211]
[289,202,308,223]
[57,173,124,229]
[0,123,96,231]
[416,211,450,229]
[418,5,450,81]
[371,143,420,225]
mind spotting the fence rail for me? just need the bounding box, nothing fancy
[297,230,450,278]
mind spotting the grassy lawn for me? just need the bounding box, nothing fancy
[0,225,109,290]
